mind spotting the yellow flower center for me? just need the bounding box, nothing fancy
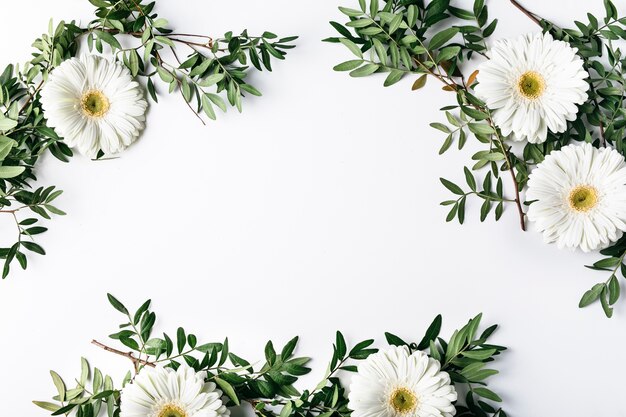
[157,404,187,417]
[389,387,418,414]
[80,89,110,118]
[517,71,545,100]
[568,185,598,212]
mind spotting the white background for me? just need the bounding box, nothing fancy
[0,0,623,416]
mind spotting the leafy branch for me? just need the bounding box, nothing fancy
[35,295,507,417]
[1,0,297,280]
[510,0,626,317]
[326,0,527,230]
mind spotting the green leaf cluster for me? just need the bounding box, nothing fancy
[1,0,297,280]
[327,0,626,317]
[326,0,497,88]
[36,296,507,417]
[328,0,521,227]
[85,0,297,122]
[528,0,626,316]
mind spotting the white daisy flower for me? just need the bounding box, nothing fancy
[120,364,230,417]
[527,143,626,252]
[41,55,147,158]
[474,32,588,144]
[348,346,457,417]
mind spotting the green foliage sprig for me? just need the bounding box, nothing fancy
[508,0,626,317]
[327,0,626,317]
[35,294,507,417]
[324,0,526,232]
[0,0,297,280]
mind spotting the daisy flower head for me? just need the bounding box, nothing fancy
[41,55,148,157]
[475,32,588,144]
[120,364,230,417]
[527,143,626,252]
[348,346,457,417]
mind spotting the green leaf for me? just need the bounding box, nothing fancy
[483,19,498,37]
[464,368,499,381]
[199,73,224,87]
[207,93,227,113]
[597,87,622,96]
[417,315,442,350]
[128,50,140,77]
[593,257,621,268]
[95,30,122,50]
[177,327,186,353]
[107,294,129,315]
[265,340,277,364]
[50,371,66,401]
[339,38,363,58]
[349,63,380,77]
[0,165,25,179]
[440,178,464,195]
[439,134,453,154]
[462,348,496,360]
[333,60,364,71]
[449,6,475,20]
[437,46,461,62]
[281,336,299,360]
[429,28,460,50]
[33,401,59,412]
[338,6,364,17]
[0,136,16,160]
[608,275,620,305]
[155,36,175,48]
[473,387,502,402]
[601,287,613,318]
[384,332,408,347]
[461,106,489,120]
[445,203,458,222]
[371,0,380,16]
[383,69,405,87]
[240,84,262,97]
[335,331,347,357]
[0,118,18,132]
[464,167,477,191]
[579,283,605,308]
[80,357,89,386]
[430,123,451,133]
[388,14,404,34]
[157,67,174,83]
[215,377,240,405]
[468,123,495,135]
[372,37,387,63]
[346,18,374,28]
[279,402,293,417]
[201,95,217,121]
[21,241,45,255]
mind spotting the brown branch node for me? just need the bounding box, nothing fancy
[91,339,155,369]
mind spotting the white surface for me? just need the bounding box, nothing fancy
[0,1,623,416]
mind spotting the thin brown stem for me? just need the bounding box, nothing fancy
[176,34,214,48]
[505,157,526,231]
[170,46,183,66]
[509,0,542,26]
[11,212,22,244]
[168,38,213,49]
[19,80,44,114]
[485,117,526,231]
[597,107,607,146]
[413,56,527,230]
[91,339,155,370]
